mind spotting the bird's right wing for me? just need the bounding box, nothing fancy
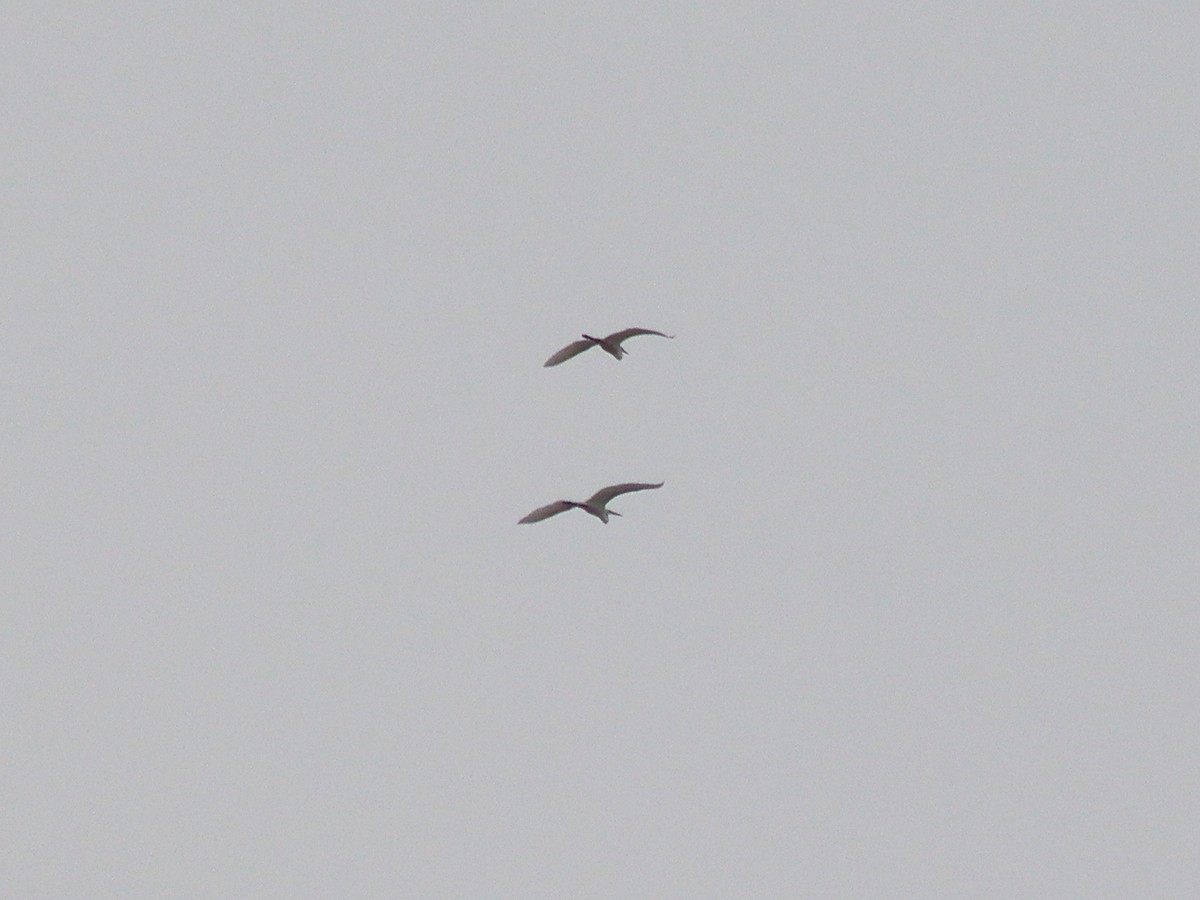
[586,481,664,507]
[518,500,574,524]
[543,339,594,367]
[605,328,674,346]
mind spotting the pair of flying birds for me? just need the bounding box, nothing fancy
[519,327,672,525]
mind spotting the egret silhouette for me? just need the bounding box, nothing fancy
[519,482,664,524]
[543,328,673,367]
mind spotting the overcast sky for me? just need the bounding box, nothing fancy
[5,4,1198,896]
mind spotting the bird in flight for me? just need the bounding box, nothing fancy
[519,482,664,524]
[543,328,674,367]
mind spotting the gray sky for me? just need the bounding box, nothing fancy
[5,4,1198,896]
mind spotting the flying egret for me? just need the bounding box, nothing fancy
[518,481,664,524]
[543,328,674,367]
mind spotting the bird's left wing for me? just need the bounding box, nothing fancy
[518,500,574,524]
[543,339,594,367]
[586,481,665,507]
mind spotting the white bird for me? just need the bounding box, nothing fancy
[543,328,674,367]
[519,481,664,524]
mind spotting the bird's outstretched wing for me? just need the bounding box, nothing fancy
[543,339,595,367]
[605,328,674,347]
[518,500,575,524]
[586,481,664,508]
